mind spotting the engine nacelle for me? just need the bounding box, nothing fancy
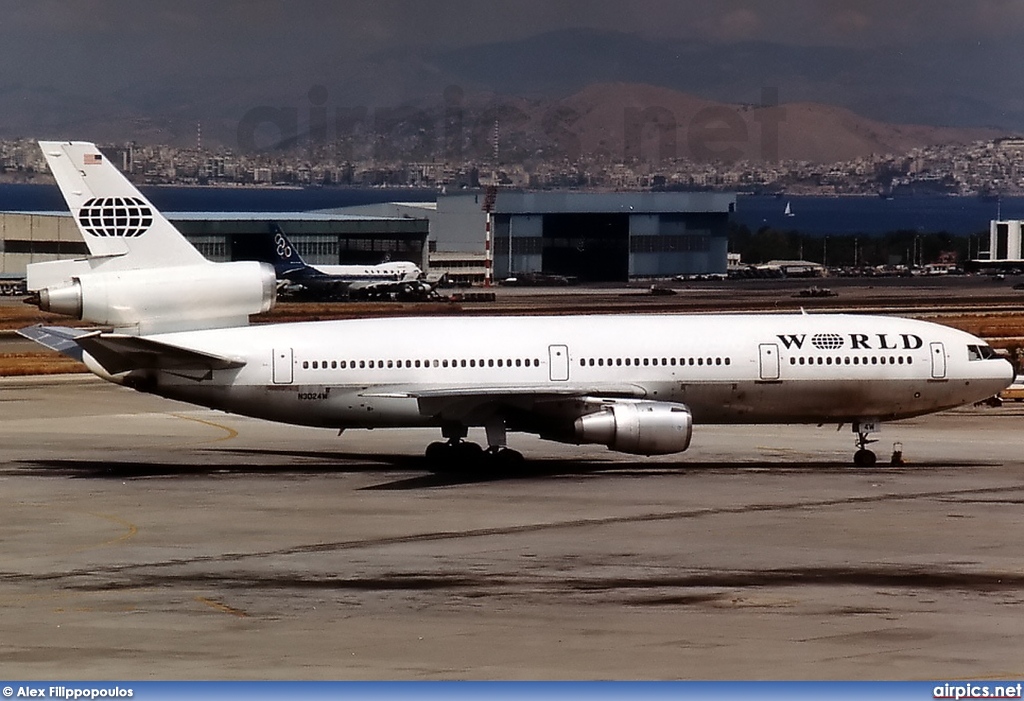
[36,261,276,334]
[573,401,693,455]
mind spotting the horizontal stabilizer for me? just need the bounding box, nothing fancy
[16,325,92,361]
[75,334,247,375]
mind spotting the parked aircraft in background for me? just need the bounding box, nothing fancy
[264,224,433,301]
[20,142,1015,468]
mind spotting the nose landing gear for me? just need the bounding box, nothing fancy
[852,420,879,466]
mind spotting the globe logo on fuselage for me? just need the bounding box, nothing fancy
[811,333,844,350]
[77,197,153,237]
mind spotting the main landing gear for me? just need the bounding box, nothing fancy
[424,421,524,473]
[852,420,879,466]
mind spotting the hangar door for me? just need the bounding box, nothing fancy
[542,213,629,282]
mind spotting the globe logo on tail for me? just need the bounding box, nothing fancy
[77,197,154,237]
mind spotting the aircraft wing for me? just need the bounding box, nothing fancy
[361,383,648,424]
[362,384,647,399]
[18,325,246,377]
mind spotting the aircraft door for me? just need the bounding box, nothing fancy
[549,344,569,382]
[929,341,946,379]
[758,343,780,381]
[273,348,294,384]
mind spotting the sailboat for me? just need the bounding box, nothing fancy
[784,201,795,217]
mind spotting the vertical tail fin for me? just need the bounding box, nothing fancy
[39,141,207,268]
[269,223,311,275]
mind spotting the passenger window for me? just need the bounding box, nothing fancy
[331,361,337,369]
[302,361,309,369]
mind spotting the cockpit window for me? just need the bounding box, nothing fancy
[967,344,997,361]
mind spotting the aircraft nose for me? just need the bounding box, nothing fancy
[997,357,1016,388]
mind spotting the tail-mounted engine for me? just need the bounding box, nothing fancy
[32,261,277,334]
[573,400,693,455]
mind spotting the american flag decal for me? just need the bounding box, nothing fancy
[84,153,102,165]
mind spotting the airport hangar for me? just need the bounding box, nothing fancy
[0,211,430,275]
[1,191,735,283]
[329,190,738,283]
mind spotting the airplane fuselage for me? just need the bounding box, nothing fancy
[88,313,1013,439]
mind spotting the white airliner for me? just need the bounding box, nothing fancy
[264,225,429,301]
[20,142,1015,468]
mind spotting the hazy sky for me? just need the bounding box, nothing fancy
[1,0,1020,139]
[4,0,1022,61]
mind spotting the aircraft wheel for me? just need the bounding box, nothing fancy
[425,441,449,463]
[453,441,484,466]
[853,449,877,467]
[490,448,525,472]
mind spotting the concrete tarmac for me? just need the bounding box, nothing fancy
[1,375,1023,679]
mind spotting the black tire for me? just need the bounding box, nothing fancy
[491,448,525,473]
[424,441,451,472]
[854,449,877,467]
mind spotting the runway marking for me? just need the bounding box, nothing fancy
[5,502,139,556]
[86,512,139,551]
[194,595,249,618]
[168,413,239,444]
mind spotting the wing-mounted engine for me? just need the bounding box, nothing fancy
[31,261,276,335]
[571,400,694,455]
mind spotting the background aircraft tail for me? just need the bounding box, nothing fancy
[269,223,312,276]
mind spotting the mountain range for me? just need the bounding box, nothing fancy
[3,28,1017,160]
